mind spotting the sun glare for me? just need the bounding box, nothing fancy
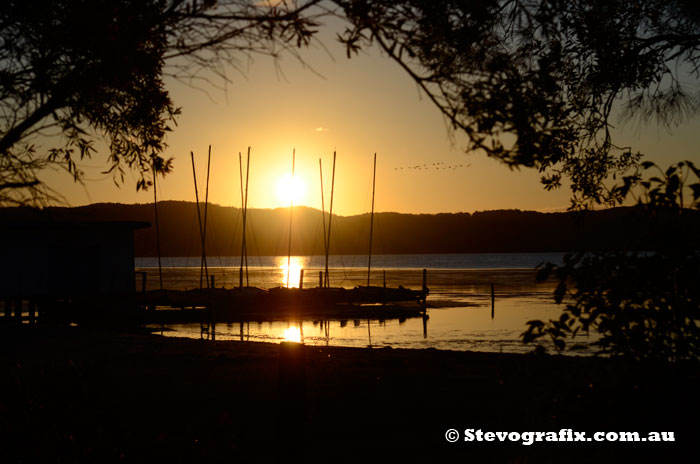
[279,256,304,288]
[282,326,302,343]
[276,174,305,205]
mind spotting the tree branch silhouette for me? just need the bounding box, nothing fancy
[334,0,700,208]
[0,0,325,206]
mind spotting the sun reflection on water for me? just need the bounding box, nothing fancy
[282,326,302,343]
[278,256,305,288]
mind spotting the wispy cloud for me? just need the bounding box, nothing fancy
[314,127,329,132]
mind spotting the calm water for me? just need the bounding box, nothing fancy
[138,253,595,354]
[135,252,566,271]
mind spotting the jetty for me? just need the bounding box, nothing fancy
[0,149,430,326]
[131,282,428,324]
[0,265,429,325]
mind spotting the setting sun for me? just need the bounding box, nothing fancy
[276,173,305,205]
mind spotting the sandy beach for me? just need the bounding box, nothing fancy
[0,325,697,463]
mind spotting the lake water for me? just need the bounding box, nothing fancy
[137,253,596,354]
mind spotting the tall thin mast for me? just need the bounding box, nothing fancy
[325,150,336,288]
[367,153,377,287]
[319,158,327,267]
[191,151,208,290]
[201,146,211,287]
[286,149,295,288]
[244,148,250,286]
[152,160,163,291]
[239,148,251,287]
[239,152,245,287]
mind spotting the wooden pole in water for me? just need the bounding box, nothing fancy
[191,151,206,290]
[325,151,336,288]
[201,145,211,287]
[287,149,295,289]
[367,153,377,287]
[299,269,304,289]
[491,283,495,319]
[422,269,428,315]
[152,160,164,291]
[367,319,372,348]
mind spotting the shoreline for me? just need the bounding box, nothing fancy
[1,325,697,462]
[132,266,554,292]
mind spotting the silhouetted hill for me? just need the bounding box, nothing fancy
[0,202,691,256]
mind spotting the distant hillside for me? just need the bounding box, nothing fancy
[0,202,683,256]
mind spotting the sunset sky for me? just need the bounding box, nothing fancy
[43,17,700,216]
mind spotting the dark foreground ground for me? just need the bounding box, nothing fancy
[0,325,697,463]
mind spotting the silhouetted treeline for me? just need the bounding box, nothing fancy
[1,201,694,256]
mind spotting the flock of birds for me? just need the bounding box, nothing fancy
[393,161,471,171]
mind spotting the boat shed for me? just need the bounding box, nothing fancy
[0,221,149,299]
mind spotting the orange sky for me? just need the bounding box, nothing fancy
[42,18,700,216]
